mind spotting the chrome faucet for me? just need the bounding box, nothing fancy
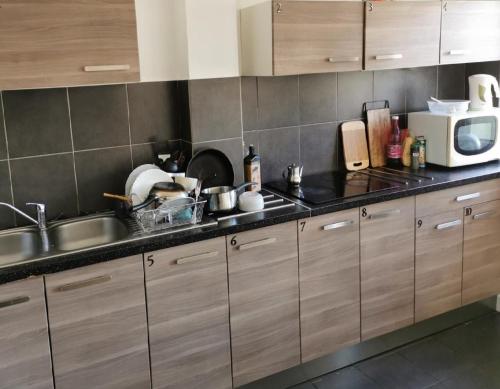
[0,202,47,231]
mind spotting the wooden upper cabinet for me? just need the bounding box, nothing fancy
[360,197,415,340]
[441,1,500,64]
[45,256,150,389]
[364,1,441,70]
[145,237,232,389]
[273,1,364,75]
[0,0,140,90]
[0,278,53,389]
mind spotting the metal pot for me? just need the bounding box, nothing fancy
[149,182,189,201]
[202,183,255,213]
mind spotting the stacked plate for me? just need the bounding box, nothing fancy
[125,164,173,206]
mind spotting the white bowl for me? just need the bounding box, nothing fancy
[174,176,198,193]
[427,100,470,114]
[130,169,173,206]
[238,191,264,212]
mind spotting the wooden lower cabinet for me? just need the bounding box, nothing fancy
[0,278,53,389]
[360,197,415,340]
[415,210,464,322]
[45,256,150,389]
[227,222,300,387]
[463,200,500,305]
[298,209,361,363]
[145,237,232,389]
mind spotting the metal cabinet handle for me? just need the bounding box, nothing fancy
[368,209,401,220]
[456,193,480,202]
[55,275,112,292]
[175,251,219,265]
[0,296,30,309]
[238,237,277,251]
[375,54,403,60]
[473,211,496,220]
[323,220,354,231]
[436,219,462,230]
[328,57,360,63]
[83,65,131,72]
[447,50,467,56]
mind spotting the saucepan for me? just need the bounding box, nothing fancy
[202,182,255,213]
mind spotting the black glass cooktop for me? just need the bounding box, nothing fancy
[266,171,403,205]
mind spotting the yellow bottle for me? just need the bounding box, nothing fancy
[402,135,414,167]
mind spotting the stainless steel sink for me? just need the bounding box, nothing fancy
[49,216,129,252]
[0,229,41,265]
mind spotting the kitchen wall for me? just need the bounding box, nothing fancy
[0,61,498,229]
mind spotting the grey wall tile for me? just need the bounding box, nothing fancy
[243,131,260,155]
[257,76,300,129]
[10,154,78,222]
[374,69,406,114]
[299,73,337,125]
[131,140,180,168]
[188,78,242,143]
[300,122,338,175]
[438,64,466,100]
[3,88,72,158]
[406,66,438,112]
[75,147,132,214]
[241,77,259,131]
[128,82,179,144]
[192,138,244,185]
[259,126,300,182]
[0,93,7,160]
[0,161,14,229]
[338,71,374,120]
[177,81,192,142]
[69,85,129,150]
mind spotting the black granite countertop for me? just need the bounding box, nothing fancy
[1,161,500,285]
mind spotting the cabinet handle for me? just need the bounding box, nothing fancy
[375,54,403,61]
[435,219,462,230]
[323,220,354,231]
[456,192,480,202]
[238,237,277,251]
[0,296,30,309]
[473,211,496,220]
[447,50,468,56]
[55,275,112,292]
[368,209,400,220]
[83,65,131,72]
[328,57,360,63]
[175,251,219,265]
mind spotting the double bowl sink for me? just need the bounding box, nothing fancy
[0,215,131,267]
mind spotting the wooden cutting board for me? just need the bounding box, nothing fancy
[366,108,391,168]
[341,121,369,171]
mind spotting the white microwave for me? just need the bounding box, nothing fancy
[408,109,500,167]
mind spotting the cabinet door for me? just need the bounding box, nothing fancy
[273,1,363,75]
[463,200,500,305]
[441,1,500,64]
[415,210,463,323]
[298,209,360,363]
[228,222,300,387]
[0,0,139,90]
[360,197,415,340]
[365,1,441,70]
[45,256,150,389]
[145,237,232,389]
[0,278,53,389]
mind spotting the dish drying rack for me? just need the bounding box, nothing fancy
[133,199,206,233]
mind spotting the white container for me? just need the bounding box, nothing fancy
[427,100,470,114]
[238,192,264,212]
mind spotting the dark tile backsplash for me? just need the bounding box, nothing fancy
[0,62,495,229]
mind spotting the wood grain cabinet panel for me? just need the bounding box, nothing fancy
[227,222,300,387]
[298,209,361,363]
[463,200,500,305]
[0,0,139,90]
[441,1,500,64]
[144,237,232,389]
[365,1,441,70]
[415,210,464,323]
[360,197,415,340]
[45,256,150,389]
[273,1,364,75]
[0,278,53,389]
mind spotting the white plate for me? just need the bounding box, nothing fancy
[130,169,173,206]
[125,164,160,196]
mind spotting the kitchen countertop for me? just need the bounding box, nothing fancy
[1,161,500,285]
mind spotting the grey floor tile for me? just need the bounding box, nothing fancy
[312,367,381,389]
[434,365,497,389]
[290,383,316,389]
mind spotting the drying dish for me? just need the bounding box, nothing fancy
[186,149,234,189]
[125,164,159,196]
[202,183,255,213]
[174,176,198,193]
[238,191,264,212]
[427,99,470,114]
[129,169,173,205]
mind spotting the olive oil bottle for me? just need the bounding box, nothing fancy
[244,145,261,192]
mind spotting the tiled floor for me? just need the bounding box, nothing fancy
[292,312,500,389]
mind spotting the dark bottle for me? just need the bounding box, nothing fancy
[244,145,261,192]
[386,115,402,167]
